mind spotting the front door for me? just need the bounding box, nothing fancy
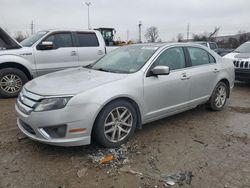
[34,32,79,76]
[143,47,190,120]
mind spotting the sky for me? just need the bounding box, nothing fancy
[0,0,250,42]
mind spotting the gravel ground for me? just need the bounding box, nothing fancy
[0,82,250,188]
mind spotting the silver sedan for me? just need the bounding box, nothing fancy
[15,43,235,147]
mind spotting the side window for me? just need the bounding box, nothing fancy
[45,33,73,49]
[187,47,210,66]
[76,32,99,47]
[209,43,217,50]
[153,47,186,71]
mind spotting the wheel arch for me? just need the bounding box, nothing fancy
[92,96,143,135]
[218,78,230,98]
[0,62,32,80]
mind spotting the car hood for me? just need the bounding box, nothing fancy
[0,27,22,50]
[223,52,250,60]
[24,68,128,96]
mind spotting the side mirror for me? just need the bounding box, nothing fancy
[151,66,170,76]
[38,41,53,50]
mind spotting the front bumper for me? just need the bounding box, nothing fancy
[15,102,101,147]
[235,68,250,82]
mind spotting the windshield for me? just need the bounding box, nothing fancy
[234,42,250,53]
[20,31,48,47]
[91,45,158,73]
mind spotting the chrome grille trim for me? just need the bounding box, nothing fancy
[17,88,43,115]
[16,100,33,114]
[233,60,250,69]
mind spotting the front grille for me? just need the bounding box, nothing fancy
[17,89,43,115]
[20,120,36,135]
[233,60,250,69]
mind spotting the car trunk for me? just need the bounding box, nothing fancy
[0,27,22,50]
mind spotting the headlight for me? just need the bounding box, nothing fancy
[34,97,72,112]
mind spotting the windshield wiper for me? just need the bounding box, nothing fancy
[83,64,93,69]
[233,50,240,53]
[93,68,112,72]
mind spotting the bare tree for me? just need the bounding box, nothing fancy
[14,31,27,42]
[177,33,184,42]
[208,27,220,39]
[145,26,159,43]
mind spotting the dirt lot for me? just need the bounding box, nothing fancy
[0,82,250,188]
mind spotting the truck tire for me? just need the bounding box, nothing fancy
[0,68,28,98]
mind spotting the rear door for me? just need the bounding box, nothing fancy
[143,47,190,120]
[34,32,79,76]
[74,32,105,66]
[185,46,218,106]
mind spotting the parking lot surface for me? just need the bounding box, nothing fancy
[0,82,250,188]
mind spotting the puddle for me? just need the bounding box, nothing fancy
[228,106,250,114]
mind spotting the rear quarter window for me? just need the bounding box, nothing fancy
[76,32,99,47]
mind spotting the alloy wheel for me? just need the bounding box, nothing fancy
[0,74,22,94]
[104,107,133,143]
[215,85,227,108]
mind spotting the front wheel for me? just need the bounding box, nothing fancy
[93,100,137,148]
[0,68,28,98]
[207,82,228,111]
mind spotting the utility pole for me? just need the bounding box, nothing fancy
[138,21,142,43]
[85,2,92,30]
[127,29,129,42]
[187,23,190,41]
[31,20,34,35]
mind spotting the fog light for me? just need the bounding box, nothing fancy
[42,125,67,138]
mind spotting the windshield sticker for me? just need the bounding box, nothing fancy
[141,46,158,50]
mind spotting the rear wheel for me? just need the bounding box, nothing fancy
[93,100,137,148]
[207,82,228,111]
[0,68,28,98]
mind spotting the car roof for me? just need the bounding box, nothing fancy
[38,29,98,33]
[131,42,209,49]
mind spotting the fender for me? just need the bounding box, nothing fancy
[0,54,35,78]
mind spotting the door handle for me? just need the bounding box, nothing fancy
[71,51,77,56]
[213,68,220,73]
[180,73,190,80]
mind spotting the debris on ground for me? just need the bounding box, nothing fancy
[87,144,139,168]
[119,165,143,177]
[148,156,160,171]
[17,133,28,141]
[162,171,193,186]
[193,139,205,145]
[99,155,114,164]
[77,167,87,178]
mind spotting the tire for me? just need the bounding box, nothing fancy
[0,68,28,98]
[207,82,228,111]
[93,100,137,148]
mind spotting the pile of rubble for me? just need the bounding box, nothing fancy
[87,144,141,168]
